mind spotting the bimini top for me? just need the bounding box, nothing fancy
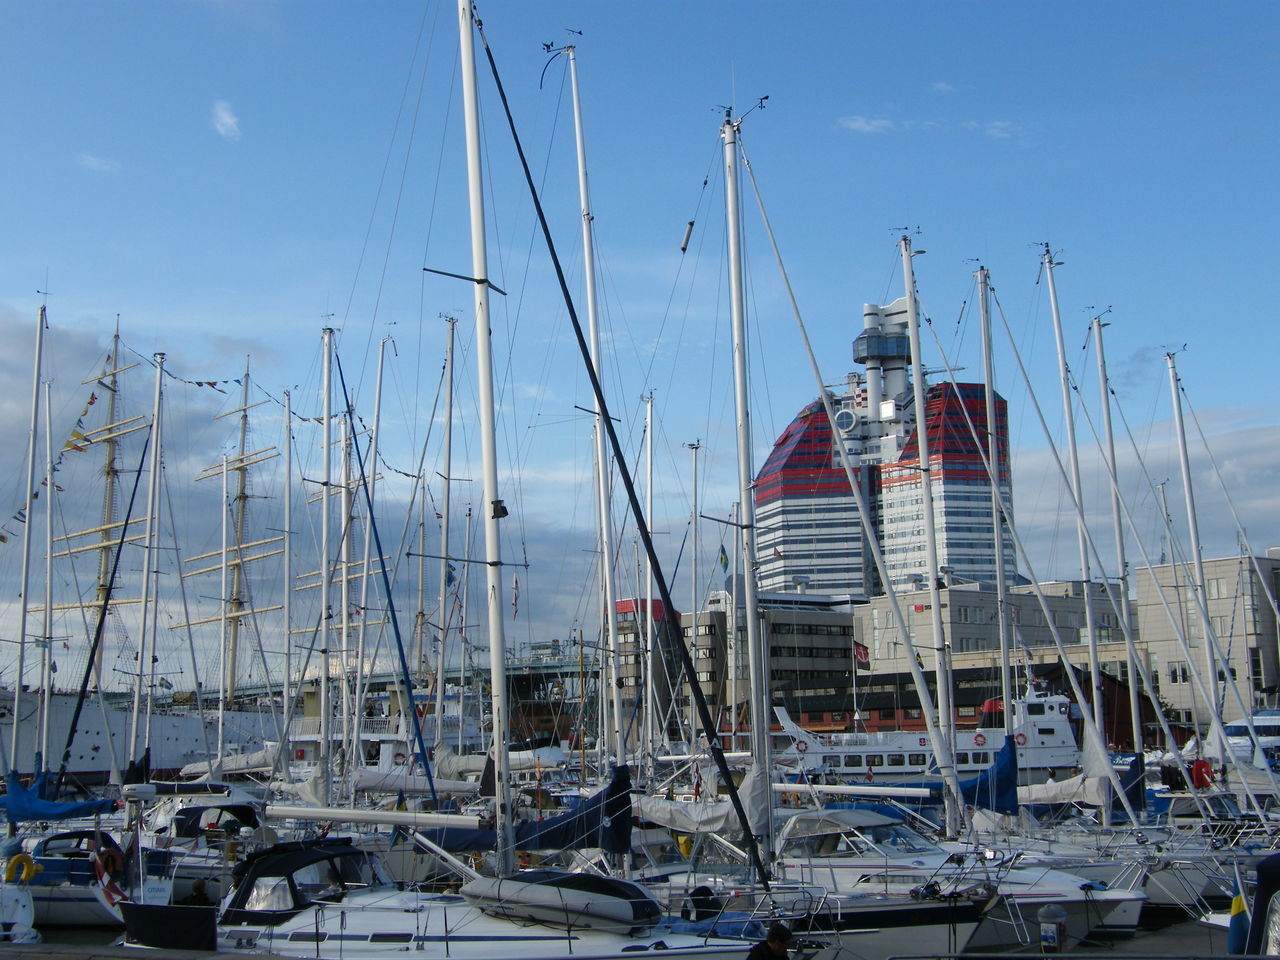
[778,808,900,839]
[222,838,390,927]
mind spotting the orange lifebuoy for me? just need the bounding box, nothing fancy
[1014,733,1028,746]
[94,848,126,905]
[973,733,987,747]
[795,740,808,753]
[394,752,407,765]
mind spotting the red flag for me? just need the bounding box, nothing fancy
[772,546,784,559]
[865,765,875,783]
[854,643,870,666]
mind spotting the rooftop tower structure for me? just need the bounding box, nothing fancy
[754,297,1014,597]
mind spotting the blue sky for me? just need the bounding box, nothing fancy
[0,1,1277,685]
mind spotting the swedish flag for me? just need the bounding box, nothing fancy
[1228,874,1249,954]
[718,545,729,573]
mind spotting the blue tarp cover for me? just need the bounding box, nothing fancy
[418,766,633,855]
[1,771,116,823]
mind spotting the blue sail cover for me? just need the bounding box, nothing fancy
[956,736,1018,814]
[1118,753,1146,814]
[1,771,116,823]
[418,766,633,855]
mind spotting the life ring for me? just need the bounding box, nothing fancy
[973,733,987,747]
[94,848,126,905]
[393,752,407,766]
[918,737,928,747]
[795,740,808,753]
[1014,733,1028,746]
[4,853,36,884]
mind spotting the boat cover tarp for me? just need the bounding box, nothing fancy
[957,736,1018,814]
[352,769,479,796]
[891,736,1018,814]
[634,796,738,833]
[633,761,770,835]
[180,745,279,778]
[417,766,632,854]
[434,743,565,779]
[1117,753,1146,813]
[1,771,115,823]
[1017,773,1107,807]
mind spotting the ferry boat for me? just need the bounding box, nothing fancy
[1223,709,1280,764]
[773,686,1080,783]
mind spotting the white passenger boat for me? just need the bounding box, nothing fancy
[774,687,1080,784]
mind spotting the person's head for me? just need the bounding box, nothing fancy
[766,922,794,954]
[191,878,206,894]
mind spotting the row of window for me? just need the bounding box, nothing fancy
[826,750,992,768]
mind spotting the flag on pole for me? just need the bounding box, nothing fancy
[772,546,783,559]
[446,562,457,587]
[718,544,729,573]
[1228,873,1249,954]
[158,677,174,690]
[854,642,870,666]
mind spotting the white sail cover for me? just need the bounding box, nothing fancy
[432,743,566,779]
[1017,773,1108,807]
[634,795,739,833]
[633,762,769,834]
[352,769,478,796]
[180,745,279,778]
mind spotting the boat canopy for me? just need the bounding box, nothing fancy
[417,764,633,854]
[1,771,115,823]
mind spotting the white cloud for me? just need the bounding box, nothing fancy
[211,100,241,141]
[961,119,1022,140]
[930,81,955,93]
[78,153,120,173]
[838,115,1028,144]
[838,116,903,135]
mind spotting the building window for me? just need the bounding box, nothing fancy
[955,752,969,764]
[958,706,976,717]
[905,708,922,719]
[1169,661,1189,685]
[879,709,895,720]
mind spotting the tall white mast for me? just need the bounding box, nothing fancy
[282,390,294,754]
[977,267,1013,731]
[1167,352,1218,744]
[318,328,333,805]
[217,454,229,767]
[686,439,700,741]
[435,317,457,743]
[565,45,625,765]
[38,381,54,765]
[350,337,388,767]
[643,392,656,772]
[129,353,164,762]
[1095,318,1140,753]
[338,415,353,780]
[1044,246,1103,732]
[722,112,772,861]
[900,235,959,836]
[458,0,512,874]
[11,305,47,767]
